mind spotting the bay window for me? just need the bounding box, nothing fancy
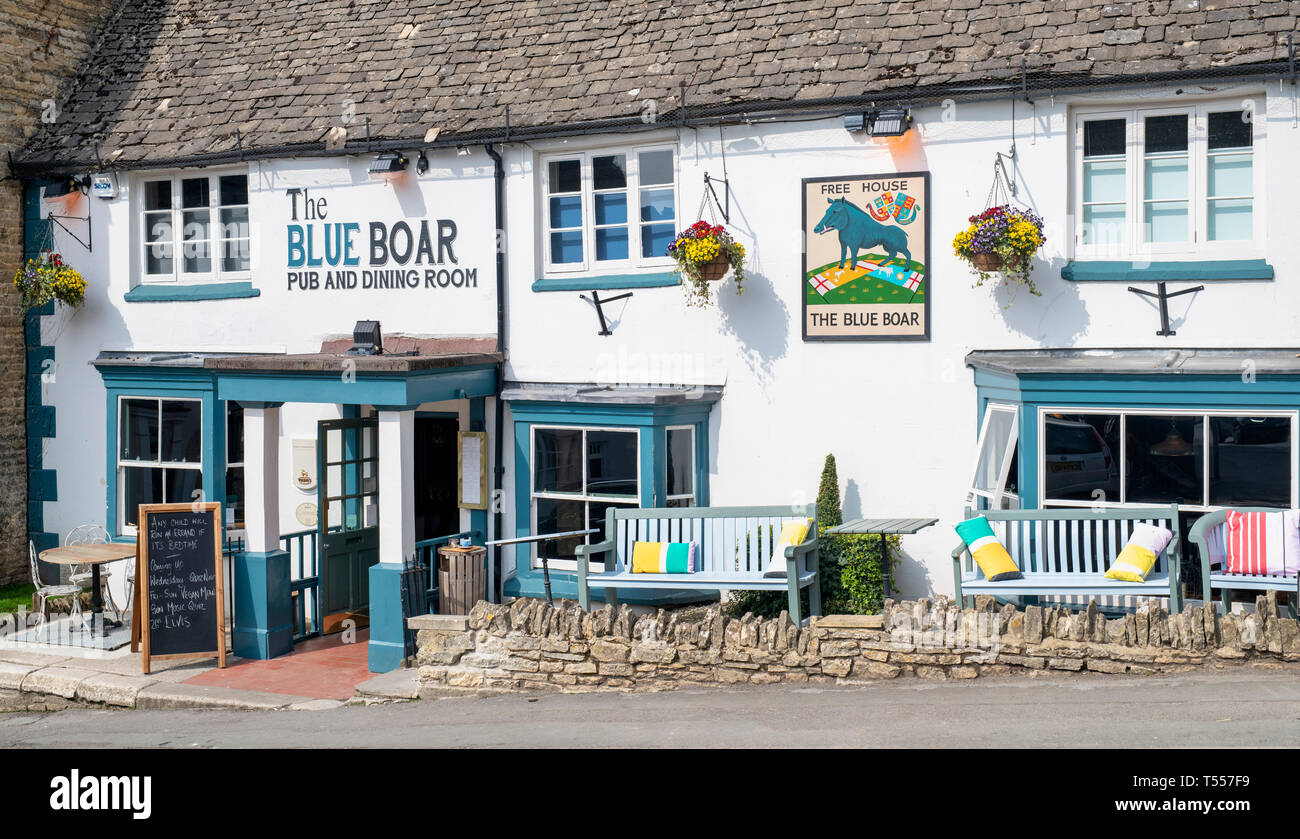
[118,397,204,530]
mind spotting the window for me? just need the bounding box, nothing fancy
[225,402,245,530]
[118,397,204,530]
[1039,409,1297,511]
[541,147,677,274]
[967,403,1019,510]
[531,427,640,568]
[1073,101,1260,258]
[139,171,250,283]
[665,426,695,507]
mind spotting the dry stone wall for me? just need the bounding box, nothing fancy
[414,594,1300,694]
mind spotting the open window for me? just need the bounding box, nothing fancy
[967,403,1019,510]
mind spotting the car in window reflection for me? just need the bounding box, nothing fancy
[1045,418,1119,499]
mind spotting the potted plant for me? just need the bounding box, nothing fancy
[952,205,1045,297]
[12,252,86,311]
[667,221,746,307]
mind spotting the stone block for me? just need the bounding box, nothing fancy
[821,658,852,677]
[589,639,629,662]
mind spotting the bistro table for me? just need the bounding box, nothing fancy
[38,542,136,636]
[486,529,600,604]
[822,517,939,598]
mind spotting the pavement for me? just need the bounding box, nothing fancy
[2,668,1300,748]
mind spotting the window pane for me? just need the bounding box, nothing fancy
[587,430,637,496]
[1082,205,1126,246]
[225,467,245,527]
[145,212,174,274]
[549,231,583,264]
[181,209,212,273]
[639,150,674,185]
[1208,153,1251,197]
[181,177,210,209]
[122,467,163,527]
[143,180,172,211]
[588,500,637,535]
[1208,417,1291,506]
[973,409,1015,493]
[535,497,585,560]
[219,174,248,206]
[164,468,203,505]
[1208,198,1252,241]
[595,227,628,261]
[1043,414,1120,502]
[1144,114,1187,153]
[1208,111,1252,150]
[220,206,250,240]
[593,155,626,190]
[226,402,244,464]
[1145,201,1188,243]
[642,223,676,259]
[121,399,159,461]
[1144,156,1187,200]
[667,428,693,497]
[1083,119,1125,157]
[549,195,582,229]
[160,400,202,463]
[547,160,580,194]
[1082,159,1125,204]
[534,428,583,493]
[639,187,674,222]
[594,193,627,226]
[1126,415,1203,505]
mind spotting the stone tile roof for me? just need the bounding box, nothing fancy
[17,0,1300,169]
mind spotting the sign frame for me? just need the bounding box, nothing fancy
[135,502,228,675]
[801,170,932,343]
[457,431,489,511]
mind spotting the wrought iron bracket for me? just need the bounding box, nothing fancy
[1128,281,1203,337]
[579,289,633,336]
[703,172,730,224]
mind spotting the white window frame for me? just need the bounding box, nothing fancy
[116,396,205,535]
[539,144,678,276]
[135,168,252,285]
[967,403,1020,510]
[1037,407,1299,512]
[1071,98,1265,261]
[529,425,641,571]
[665,425,696,507]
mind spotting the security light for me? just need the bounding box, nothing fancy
[368,152,408,182]
[42,175,88,203]
[842,112,867,133]
[348,320,383,356]
[416,149,429,175]
[867,108,912,137]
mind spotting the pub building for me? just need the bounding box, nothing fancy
[12,0,1300,670]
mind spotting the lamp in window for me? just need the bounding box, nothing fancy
[1150,419,1194,457]
[368,152,408,183]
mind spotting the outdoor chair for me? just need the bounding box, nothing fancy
[29,540,83,636]
[64,524,123,621]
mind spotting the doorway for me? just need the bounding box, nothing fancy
[317,416,379,634]
[414,415,460,542]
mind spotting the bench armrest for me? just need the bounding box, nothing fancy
[951,542,968,562]
[784,536,818,559]
[575,539,614,560]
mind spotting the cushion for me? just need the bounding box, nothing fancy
[1105,522,1173,582]
[763,519,812,578]
[954,517,1022,581]
[631,541,699,574]
[1223,511,1299,576]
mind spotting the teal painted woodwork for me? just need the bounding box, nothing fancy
[368,562,406,672]
[232,549,293,659]
[23,180,57,550]
[215,364,497,407]
[1061,259,1274,282]
[502,569,719,605]
[531,271,679,292]
[123,281,261,302]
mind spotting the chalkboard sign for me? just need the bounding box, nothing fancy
[137,502,227,674]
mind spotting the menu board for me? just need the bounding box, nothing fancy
[137,502,227,674]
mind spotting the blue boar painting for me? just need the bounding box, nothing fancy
[813,197,911,270]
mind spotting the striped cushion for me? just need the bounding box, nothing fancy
[954,517,1021,582]
[631,541,699,574]
[1105,522,1172,583]
[1224,511,1299,576]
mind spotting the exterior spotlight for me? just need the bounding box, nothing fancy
[456,145,470,157]
[416,149,429,175]
[42,175,88,206]
[347,320,383,356]
[368,151,408,182]
[843,109,913,137]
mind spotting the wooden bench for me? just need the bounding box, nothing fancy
[575,504,821,623]
[951,505,1183,612]
[1188,508,1299,615]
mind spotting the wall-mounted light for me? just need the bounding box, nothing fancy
[843,108,913,137]
[368,151,408,182]
[456,145,470,157]
[415,149,429,175]
[42,175,89,208]
[347,320,383,356]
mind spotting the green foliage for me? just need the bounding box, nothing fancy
[725,453,897,617]
[0,582,36,614]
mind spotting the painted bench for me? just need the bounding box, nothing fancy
[575,504,821,623]
[1188,508,1299,615]
[951,505,1183,612]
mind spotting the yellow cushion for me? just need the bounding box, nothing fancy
[631,541,663,574]
[763,519,812,577]
[954,516,1022,581]
[1104,544,1158,583]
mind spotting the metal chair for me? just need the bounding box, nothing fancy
[29,540,83,637]
[64,524,122,621]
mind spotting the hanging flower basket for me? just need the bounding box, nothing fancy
[667,221,747,307]
[12,252,86,312]
[952,205,1045,299]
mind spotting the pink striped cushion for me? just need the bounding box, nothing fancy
[1224,511,1299,576]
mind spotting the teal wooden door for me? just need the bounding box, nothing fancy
[318,417,380,630]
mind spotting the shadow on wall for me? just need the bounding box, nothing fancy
[715,266,788,392]
[990,254,1091,344]
[892,543,935,602]
[842,477,864,522]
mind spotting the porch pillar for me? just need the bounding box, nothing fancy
[369,408,415,672]
[232,403,292,660]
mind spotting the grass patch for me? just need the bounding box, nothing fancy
[0,582,35,613]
